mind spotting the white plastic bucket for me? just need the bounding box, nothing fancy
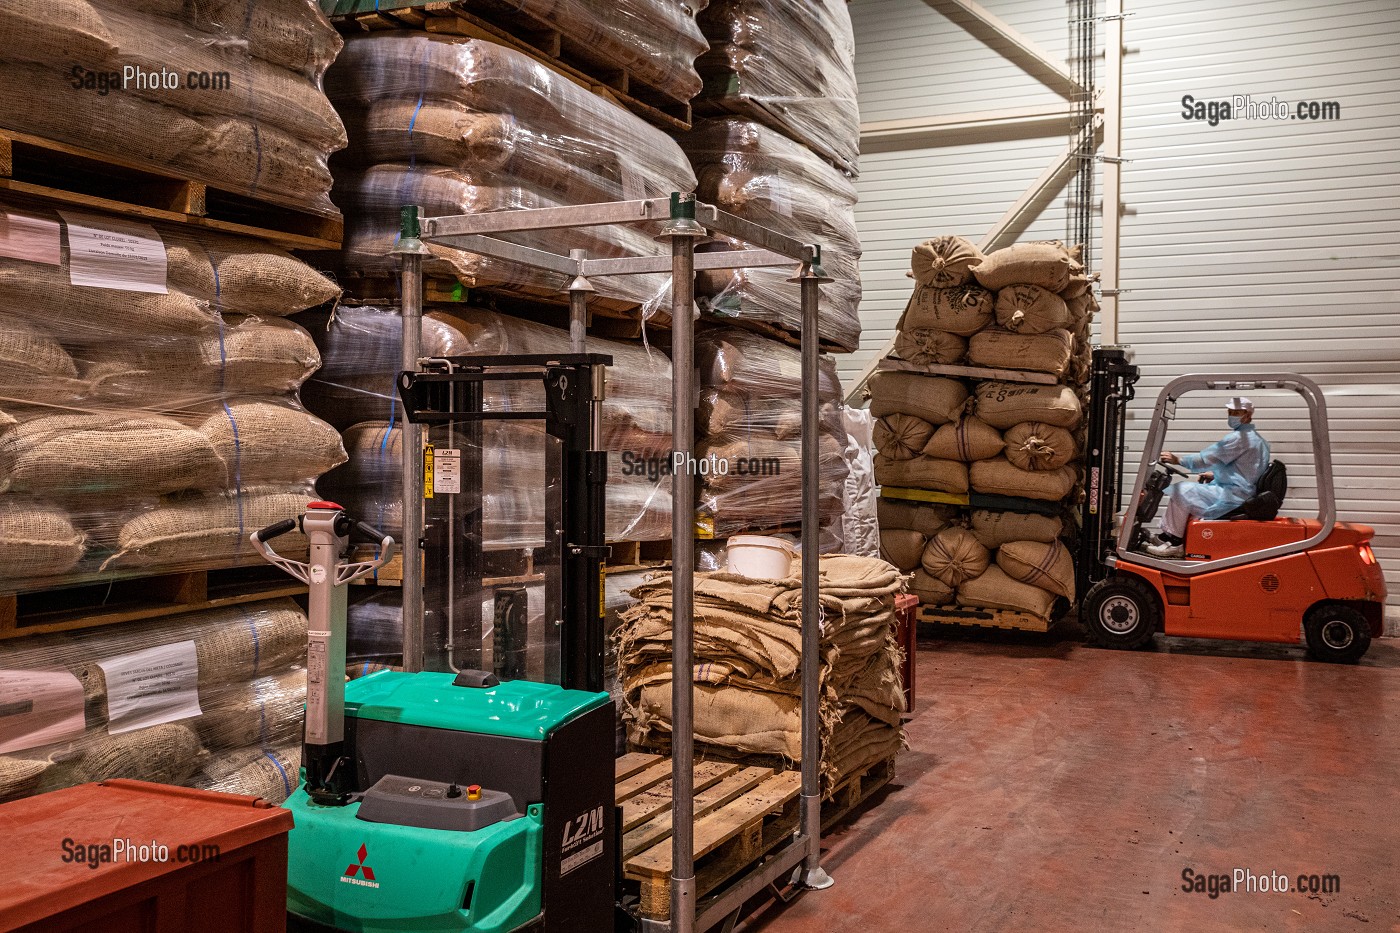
[726,535,795,580]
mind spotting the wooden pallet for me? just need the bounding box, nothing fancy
[875,356,1060,386]
[326,1,692,131]
[0,565,304,639]
[917,603,1053,633]
[0,128,342,251]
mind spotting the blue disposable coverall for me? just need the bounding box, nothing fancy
[1161,423,1272,536]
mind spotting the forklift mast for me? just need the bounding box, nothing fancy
[1077,347,1141,598]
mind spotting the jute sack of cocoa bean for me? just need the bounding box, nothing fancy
[971,242,1078,292]
[0,413,225,496]
[968,328,1073,376]
[102,488,314,571]
[195,668,306,751]
[998,539,1076,600]
[921,526,989,587]
[159,227,341,317]
[0,318,85,406]
[196,742,301,804]
[0,756,50,803]
[879,529,927,572]
[195,401,347,485]
[923,415,1004,463]
[969,509,1063,549]
[911,236,984,288]
[1060,273,1094,300]
[874,414,935,462]
[67,723,205,786]
[956,565,1057,619]
[0,499,86,583]
[995,285,1069,335]
[974,381,1082,430]
[878,498,955,537]
[868,372,968,426]
[1004,422,1078,472]
[894,328,967,366]
[970,458,1078,502]
[873,455,969,495]
[909,569,954,606]
[900,283,994,335]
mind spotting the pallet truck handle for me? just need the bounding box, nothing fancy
[253,518,299,543]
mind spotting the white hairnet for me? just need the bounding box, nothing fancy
[1227,396,1254,412]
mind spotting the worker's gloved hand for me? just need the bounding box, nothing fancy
[1198,472,1214,483]
[1161,451,1180,465]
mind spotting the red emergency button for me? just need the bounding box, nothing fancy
[467,784,482,801]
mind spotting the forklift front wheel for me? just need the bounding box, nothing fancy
[1304,603,1371,664]
[1082,575,1161,650]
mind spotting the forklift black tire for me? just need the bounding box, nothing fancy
[1082,575,1161,650]
[1304,603,1371,663]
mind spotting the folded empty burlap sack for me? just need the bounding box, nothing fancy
[911,236,983,288]
[974,381,1083,430]
[970,459,1079,502]
[868,372,968,426]
[900,283,994,335]
[0,318,86,406]
[0,412,225,496]
[195,401,346,486]
[894,328,967,366]
[968,328,1073,376]
[1004,422,1078,472]
[969,509,1064,549]
[995,285,1070,335]
[972,242,1079,292]
[879,529,927,572]
[873,454,969,494]
[195,742,301,804]
[877,498,955,537]
[103,487,314,570]
[998,539,1076,600]
[909,569,954,606]
[0,499,87,584]
[921,526,989,587]
[874,414,935,462]
[924,415,1005,463]
[957,565,1058,619]
[195,668,306,751]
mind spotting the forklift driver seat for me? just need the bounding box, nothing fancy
[1224,460,1287,521]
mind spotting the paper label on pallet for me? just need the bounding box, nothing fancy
[98,640,201,734]
[57,209,168,293]
[433,448,461,495]
[0,208,62,265]
[0,670,86,753]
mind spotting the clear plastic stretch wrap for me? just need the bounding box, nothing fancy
[696,0,860,174]
[0,598,309,804]
[301,304,674,543]
[1,0,345,216]
[324,33,698,313]
[683,118,862,351]
[0,199,344,592]
[695,327,847,536]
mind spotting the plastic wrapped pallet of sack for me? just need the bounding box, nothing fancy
[697,326,844,402]
[696,0,860,174]
[195,742,301,804]
[697,433,847,536]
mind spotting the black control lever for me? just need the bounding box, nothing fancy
[253,518,299,543]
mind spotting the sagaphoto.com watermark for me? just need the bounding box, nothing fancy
[70,64,232,96]
[1181,94,1341,126]
[61,837,221,870]
[1181,866,1341,899]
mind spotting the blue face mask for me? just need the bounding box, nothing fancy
[1228,415,1244,429]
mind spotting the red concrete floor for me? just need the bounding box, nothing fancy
[740,629,1400,933]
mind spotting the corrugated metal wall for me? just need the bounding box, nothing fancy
[849,0,1400,614]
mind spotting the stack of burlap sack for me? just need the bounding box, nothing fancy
[0,199,345,592]
[616,555,905,793]
[696,327,848,538]
[0,598,309,804]
[1,0,344,216]
[324,32,697,316]
[300,304,673,544]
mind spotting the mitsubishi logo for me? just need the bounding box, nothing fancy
[340,843,380,888]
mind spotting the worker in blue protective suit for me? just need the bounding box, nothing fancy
[1144,396,1271,559]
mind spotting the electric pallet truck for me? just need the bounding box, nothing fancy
[253,354,619,933]
[1077,348,1387,661]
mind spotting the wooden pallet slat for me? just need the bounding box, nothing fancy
[875,355,1061,386]
[621,761,740,834]
[917,604,1053,633]
[614,752,664,782]
[614,760,676,804]
[622,765,773,860]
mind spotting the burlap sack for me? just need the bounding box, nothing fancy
[69,723,205,786]
[969,509,1064,549]
[197,743,300,804]
[0,500,86,583]
[873,455,969,494]
[957,566,1058,618]
[638,680,801,759]
[138,0,342,79]
[195,669,305,751]
[877,498,954,537]
[874,414,935,462]
[974,382,1082,430]
[921,527,989,587]
[901,284,995,336]
[160,228,341,317]
[3,0,116,64]
[0,413,225,496]
[0,756,49,803]
[1060,273,1093,299]
[878,529,927,572]
[893,328,967,366]
[998,539,1076,600]
[909,569,954,606]
[196,402,347,485]
[995,285,1070,335]
[0,318,84,405]
[868,372,968,426]
[1067,290,1099,324]
[968,328,1073,376]
[923,416,1004,463]
[972,242,1077,292]
[103,488,314,570]
[911,236,984,288]
[970,459,1078,502]
[1004,422,1078,472]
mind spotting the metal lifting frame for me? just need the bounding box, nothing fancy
[393,194,835,933]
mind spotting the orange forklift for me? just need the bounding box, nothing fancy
[1077,349,1387,661]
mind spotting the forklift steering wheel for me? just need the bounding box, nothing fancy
[1161,460,1194,478]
